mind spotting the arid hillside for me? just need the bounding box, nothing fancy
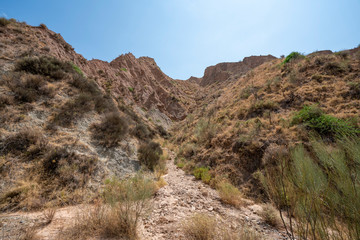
[1,17,360,240]
[173,47,360,197]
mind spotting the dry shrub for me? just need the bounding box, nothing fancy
[6,73,54,103]
[42,147,98,188]
[132,122,151,140]
[0,17,11,27]
[91,112,128,147]
[15,56,73,80]
[43,208,56,224]
[57,175,155,240]
[260,203,280,227]
[52,93,94,127]
[182,213,217,240]
[0,94,12,109]
[216,180,243,208]
[138,141,163,171]
[1,129,42,154]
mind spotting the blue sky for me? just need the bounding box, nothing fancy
[1,0,360,79]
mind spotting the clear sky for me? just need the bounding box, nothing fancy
[1,0,360,79]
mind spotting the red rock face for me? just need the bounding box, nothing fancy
[0,24,190,120]
[198,55,277,86]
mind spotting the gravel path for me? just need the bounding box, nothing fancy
[139,150,288,240]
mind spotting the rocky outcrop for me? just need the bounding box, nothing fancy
[0,23,191,121]
[199,55,277,86]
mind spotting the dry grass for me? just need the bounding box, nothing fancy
[216,180,243,208]
[182,213,217,240]
[57,175,155,240]
[43,208,56,224]
[182,213,263,240]
[259,203,281,227]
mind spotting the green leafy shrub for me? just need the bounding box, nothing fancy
[193,167,211,184]
[15,56,73,80]
[137,141,163,171]
[282,52,305,64]
[292,105,359,137]
[128,87,134,92]
[71,63,84,76]
[91,112,128,147]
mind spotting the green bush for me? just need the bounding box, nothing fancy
[193,167,212,184]
[71,63,84,76]
[260,137,360,240]
[15,56,73,80]
[91,112,128,147]
[282,52,305,64]
[137,141,163,171]
[292,105,359,137]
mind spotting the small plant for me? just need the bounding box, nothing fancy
[91,112,128,147]
[260,204,280,227]
[216,180,242,207]
[195,119,216,144]
[137,141,163,171]
[70,62,84,76]
[282,52,305,64]
[128,87,134,92]
[120,67,127,71]
[193,167,212,184]
[182,213,216,240]
[43,208,56,225]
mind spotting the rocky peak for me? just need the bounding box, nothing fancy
[199,55,277,86]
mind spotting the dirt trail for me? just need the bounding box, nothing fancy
[0,150,288,239]
[139,150,288,239]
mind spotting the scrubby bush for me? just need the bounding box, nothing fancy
[193,167,212,184]
[292,105,360,138]
[52,93,94,127]
[137,141,163,171]
[156,124,169,138]
[1,129,42,154]
[7,74,54,102]
[195,119,216,145]
[216,180,243,207]
[282,52,305,64]
[132,123,151,140]
[0,17,11,27]
[259,137,360,240]
[182,213,216,240]
[57,175,154,240]
[15,56,73,80]
[0,94,12,109]
[91,112,128,147]
[260,204,280,227]
[322,61,348,75]
[347,81,360,99]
